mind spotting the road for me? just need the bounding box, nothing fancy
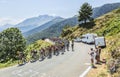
[0,42,94,77]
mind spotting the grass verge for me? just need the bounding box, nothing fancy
[0,60,18,69]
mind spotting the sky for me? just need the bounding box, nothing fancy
[0,0,120,25]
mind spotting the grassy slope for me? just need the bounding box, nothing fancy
[63,8,120,77]
[64,8,120,39]
[0,60,18,69]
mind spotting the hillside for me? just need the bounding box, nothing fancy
[92,3,120,18]
[62,8,120,76]
[62,8,120,39]
[26,16,78,44]
[23,17,64,37]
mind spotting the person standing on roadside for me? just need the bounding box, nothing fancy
[88,48,96,68]
[97,46,101,63]
[95,48,99,64]
[96,46,101,63]
[71,40,74,51]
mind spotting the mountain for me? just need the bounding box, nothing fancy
[23,17,64,36]
[92,3,120,18]
[0,24,14,32]
[15,15,61,33]
[26,16,78,44]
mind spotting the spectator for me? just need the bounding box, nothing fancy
[71,40,74,51]
[88,48,96,68]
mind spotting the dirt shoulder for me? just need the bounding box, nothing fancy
[86,50,111,77]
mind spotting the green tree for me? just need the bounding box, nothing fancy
[0,28,26,62]
[78,2,93,24]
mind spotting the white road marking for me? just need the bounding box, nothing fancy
[12,69,40,77]
[79,66,91,77]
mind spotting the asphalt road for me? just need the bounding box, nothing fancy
[0,42,94,77]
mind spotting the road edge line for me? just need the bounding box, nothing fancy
[79,66,91,77]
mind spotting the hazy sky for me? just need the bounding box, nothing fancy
[0,0,120,25]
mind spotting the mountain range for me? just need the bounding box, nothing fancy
[23,17,64,36]
[0,2,120,44]
[92,3,120,18]
[0,15,63,32]
[26,16,78,43]
[15,15,61,33]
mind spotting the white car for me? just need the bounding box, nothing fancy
[81,33,97,44]
[95,37,106,48]
[74,38,81,42]
[81,37,87,43]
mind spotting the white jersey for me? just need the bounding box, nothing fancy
[89,50,95,59]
